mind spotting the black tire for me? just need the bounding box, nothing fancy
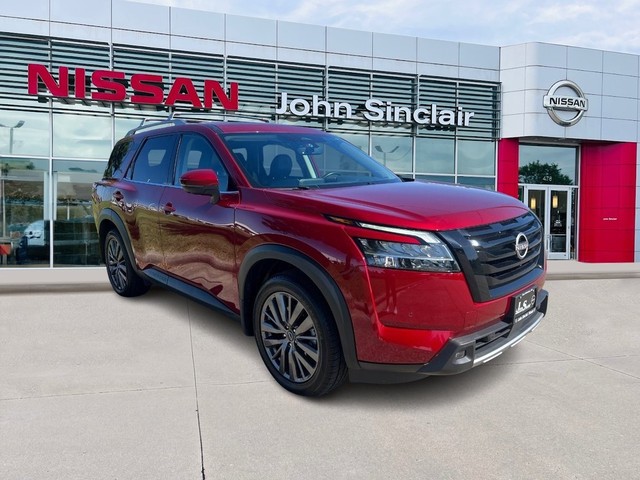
[253,273,348,396]
[104,229,150,297]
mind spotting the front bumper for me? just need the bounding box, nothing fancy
[349,288,548,384]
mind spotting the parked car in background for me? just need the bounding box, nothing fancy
[14,218,99,265]
[23,219,46,246]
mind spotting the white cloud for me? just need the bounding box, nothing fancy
[531,3,597,24]
[135,0,640,53]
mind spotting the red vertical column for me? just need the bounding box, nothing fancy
[497,138,520,198]
[579,142,637,262]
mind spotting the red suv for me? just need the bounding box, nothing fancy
[92,119,548,396]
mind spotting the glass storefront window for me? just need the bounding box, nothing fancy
[53,113,112,159]
[416,174,455,184]
[0,32,502,269]
[336,133,369,154]
[457,176,496,190]
[415,137,454,174]
[53,160,106,266]
[115,117,147,141]
[457,139,495,175]
[0,158,49,267]
[0,111,50,157]
[519,144,577,185]
[371,135,412,173]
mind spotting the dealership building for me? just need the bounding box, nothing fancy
[0,0,639,278]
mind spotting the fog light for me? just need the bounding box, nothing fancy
[455,350,467,360]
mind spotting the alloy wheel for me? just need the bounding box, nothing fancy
[260,291,319,383]
[106,235,127,292]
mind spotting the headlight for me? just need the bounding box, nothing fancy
[354,222,460,273]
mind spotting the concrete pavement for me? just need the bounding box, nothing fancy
[1,271,640,479]
[545,259,640,280]
[2,259,640,292]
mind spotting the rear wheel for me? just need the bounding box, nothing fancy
[104,229,150,297]
[253,274,347,396]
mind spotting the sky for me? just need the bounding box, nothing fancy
[137,0,640,55]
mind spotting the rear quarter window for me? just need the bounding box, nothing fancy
[129,135,177,185]
[104,138,137,179]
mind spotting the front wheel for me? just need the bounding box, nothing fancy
[104,229,150,297]
[253,274,347,396]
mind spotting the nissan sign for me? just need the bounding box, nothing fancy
[27,64,239,110]
[543,80,588,126]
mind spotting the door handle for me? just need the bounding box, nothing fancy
[163,202,176,214]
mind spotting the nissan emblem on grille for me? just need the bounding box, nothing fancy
[515,232,529,259]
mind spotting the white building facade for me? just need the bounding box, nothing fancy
[0,0,638,275]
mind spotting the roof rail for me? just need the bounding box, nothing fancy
[125,111,271,136]
[125,113,188,136]
[170,111,271,124]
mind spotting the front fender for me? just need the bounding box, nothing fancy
[238,244,359,371]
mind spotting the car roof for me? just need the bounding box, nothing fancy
[126,119,328,138]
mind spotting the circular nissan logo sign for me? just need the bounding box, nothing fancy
[515,233,529,260]
[543,80,588,126]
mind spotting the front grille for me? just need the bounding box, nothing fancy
[441,212,544,302]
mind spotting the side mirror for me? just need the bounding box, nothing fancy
[180,169,220,204]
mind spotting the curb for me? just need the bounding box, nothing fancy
[0,283,113,294]
[546,271,640,281]
[2,263,639,293]
[2,273,639,294]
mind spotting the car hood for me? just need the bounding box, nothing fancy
[266,181,529,231]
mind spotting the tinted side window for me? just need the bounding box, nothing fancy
[130,135,176,185]
[104,138,136,179]
[174,133,230,191]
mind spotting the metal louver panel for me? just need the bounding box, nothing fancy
[456,82,500,139]
[50,40,111,111]
[0,36,50,107]
[372,74,415,105]
[51,40,110,72]
[170,52,225,113]
[112,46,170,111]
[277,64,325,97]
[418,78,500,139]
[419,79,457,109]
[327,69,370,104]
[226,58,275,118]
[326,69,370,129]
[370,73,416,132]
[275,64,326,127]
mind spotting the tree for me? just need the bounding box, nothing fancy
[519,160,572,185]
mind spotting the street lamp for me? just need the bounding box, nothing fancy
[0,120,25,239]
[0,120,25,154]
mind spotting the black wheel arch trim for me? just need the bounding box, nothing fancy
[238,244,359,371]
[97,208,139,273]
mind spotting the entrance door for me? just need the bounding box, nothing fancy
[522,186,573,260]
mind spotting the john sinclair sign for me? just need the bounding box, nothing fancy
[27,64,477,127]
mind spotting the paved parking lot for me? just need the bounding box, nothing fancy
[1,276,639,479]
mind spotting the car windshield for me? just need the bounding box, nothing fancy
[220,132,401,189]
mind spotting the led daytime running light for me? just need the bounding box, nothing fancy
[353,222,460,273]
[356,221,441,244]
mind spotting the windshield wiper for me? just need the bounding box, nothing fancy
[297,178,325,189]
